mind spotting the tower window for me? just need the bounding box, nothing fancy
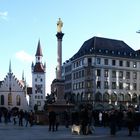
[112,60,116,66]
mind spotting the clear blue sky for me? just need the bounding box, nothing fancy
[0,0,140,94]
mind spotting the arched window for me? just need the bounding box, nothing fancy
[77,93,81,102]
[125,93,131,102]
[1,95,4,105]
[118,93,124,102]
[111,93,117,102]
[95,92,102,102]
[8,93,12,105]
[16,95,21,106]
[132,93,137,103]
[103,92,109,102]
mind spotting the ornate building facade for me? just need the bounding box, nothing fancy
[0,62,29,111]
[63,36,140,110]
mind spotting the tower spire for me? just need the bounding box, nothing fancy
[9,60,12,73]
[22,70,24,81]
[35,39,43,56]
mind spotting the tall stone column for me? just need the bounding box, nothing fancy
[56,18,64,80]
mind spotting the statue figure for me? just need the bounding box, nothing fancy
[57,18,63,32]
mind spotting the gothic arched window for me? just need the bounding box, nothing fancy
[132,93,137,103]
[125,93,131,102]
[8,93,12,105]
[1,95,4,105]
[95,92,102,102]
[111,93,117,102]
[16,95,21,106]
[118,93,124,102]
[103,92,109,102]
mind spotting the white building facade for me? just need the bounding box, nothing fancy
[0,63,29,111]
[63,36,140,110]
[31,40,46,111]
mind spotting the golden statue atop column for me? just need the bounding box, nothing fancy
[57,18,63,32]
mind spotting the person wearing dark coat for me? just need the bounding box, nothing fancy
[48,110,56,131]
[109,109,117,136]
[80,107,89,135]
[126,108,134,136]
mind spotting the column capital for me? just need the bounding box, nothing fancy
[56,32,64,40]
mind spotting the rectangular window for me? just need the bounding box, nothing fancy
[79,71,81,78]
[126,72,130,79]
[97,69,101,76]
[112,70,116,78]
[112,82,116,89]
[126,61,130,67]
[96,58,101,64]
[73,83,76,90]
[104,59,108,65]
[82,70,84,77]
[97,81,101,89]
[119,82,123,89]
[133,72,137,79]
[104,81,109,89]
[119,60,123,66]
[112,60,116,66]
[104,70,109,77]
[87,81,91,88]
[119,71,123,78]
[133,62,137,68]
[88,58,92,66]
[82,82,84,88]
[126,83,130,90]
[133,83,137,90]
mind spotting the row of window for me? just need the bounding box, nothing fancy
[35,95,43,99]
[35,78,43,82]
[71,92,138,103]
[71,69,138,81]
[72,57,138,70]
[97,81,137,90]
[0,94,21,106]
[73,59,84,68]
[73,70,85,80]
[96,58,137,68]
[72,80,137,91]
[97,69,137,79]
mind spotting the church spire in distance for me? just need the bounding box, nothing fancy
[9,60,12,73]
[35,39,43,57]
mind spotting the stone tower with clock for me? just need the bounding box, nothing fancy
[31,40,46,111]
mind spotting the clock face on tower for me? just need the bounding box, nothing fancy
[35,84,42,93]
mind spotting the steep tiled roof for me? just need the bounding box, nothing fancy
[35,40,43,56]
[71,36,139,60]
[33,63,45,73]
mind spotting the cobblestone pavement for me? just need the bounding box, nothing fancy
[0,122,140,140]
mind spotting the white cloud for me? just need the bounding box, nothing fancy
[0,11,8,20]
[95,33,103,37]
[15,50,34,63]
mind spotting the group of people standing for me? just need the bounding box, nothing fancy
[48,106,140,136]
[109,107,139,136]
[0,109,35,127]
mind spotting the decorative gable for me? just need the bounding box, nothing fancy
[0,73,25,92]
